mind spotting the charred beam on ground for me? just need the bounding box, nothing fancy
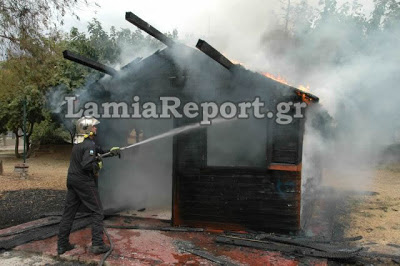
[105,224,203,232]
[125,12,175,47]
[62,50,117,77]
[183,248,237,265]
[196,39,235,70]
[215,235,362,260]
[0,217,92,250]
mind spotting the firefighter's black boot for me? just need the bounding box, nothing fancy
[57,242,76,255]
[90,244,110,254]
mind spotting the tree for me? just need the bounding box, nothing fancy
[0,17,180,155]
[1,86,45,157]
[0,33,65,157]
[370,0,400,31]
[0,0,95,54]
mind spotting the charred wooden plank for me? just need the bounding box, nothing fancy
[175,240,239,265]
[196,39,235,70]
[0,213,90,238]
[0,216,91,250]
[229,233,358,253]
[357,251,400,261]
[63,50,117,76]
[125,12,175,47]
[215,235,361,260]
[184,248,238,265]
[0,217,61,237]
[105,224,203,232]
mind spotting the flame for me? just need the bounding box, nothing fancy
[261,72,314,104]
[261,72,290,86]
[262,73,312,94]
[298,85,311,93]
[230,58,243,65]
[296,91,312,105]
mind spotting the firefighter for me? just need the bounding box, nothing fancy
[57,116,120,255]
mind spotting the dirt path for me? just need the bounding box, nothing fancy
[0,145,71,192]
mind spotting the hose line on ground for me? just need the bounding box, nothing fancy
[99,227,113,266]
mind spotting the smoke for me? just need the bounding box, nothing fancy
[49,1,400,224]
[158,0,399,230]
[198,0,400,191]
[243,0,400,230]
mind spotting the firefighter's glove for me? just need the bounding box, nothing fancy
[110,147,121,157]
[94,156,103,177]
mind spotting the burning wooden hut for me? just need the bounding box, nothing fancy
[63,12,319,233]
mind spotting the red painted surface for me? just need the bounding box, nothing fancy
[13,216,328,265]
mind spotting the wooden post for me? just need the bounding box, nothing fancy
[0,160,3,175]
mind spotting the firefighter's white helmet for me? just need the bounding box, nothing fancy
[74,116,100,144]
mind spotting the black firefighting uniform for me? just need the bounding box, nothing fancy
[58,138,109,247]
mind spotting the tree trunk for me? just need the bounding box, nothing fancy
[0,160,3,175]
[69,130,75,144]
[14,130,20,158]
[2,134,6,146]
[26,135,32,158]
[25,122,34,158]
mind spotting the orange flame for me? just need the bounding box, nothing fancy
[298,85,311,93]
[261,72,290,86]
[262,73,314,104]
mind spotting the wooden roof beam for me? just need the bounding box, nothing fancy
[62,50,118,77]
[195,39,235,70]
[125,12,175,47]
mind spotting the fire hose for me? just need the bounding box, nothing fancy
[98,118,231,159]
[99,227,113,266]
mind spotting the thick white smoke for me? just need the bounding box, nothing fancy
[201,0,400,191]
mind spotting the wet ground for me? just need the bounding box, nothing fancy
[11,215,327,265]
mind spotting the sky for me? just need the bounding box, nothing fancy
[61,0,375,71]
[62,0,375,37]
[63,0,282,38]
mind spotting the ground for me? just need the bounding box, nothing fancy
[317,164,400,257]
[344,167,400,252]
[0,144,70,192]
[0,144,70,229]
[0,141,400,264]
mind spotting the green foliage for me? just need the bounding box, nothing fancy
[5,85,44,131]
[0,0,94,53]
[0,10,179,157]
[31,114,70,145]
